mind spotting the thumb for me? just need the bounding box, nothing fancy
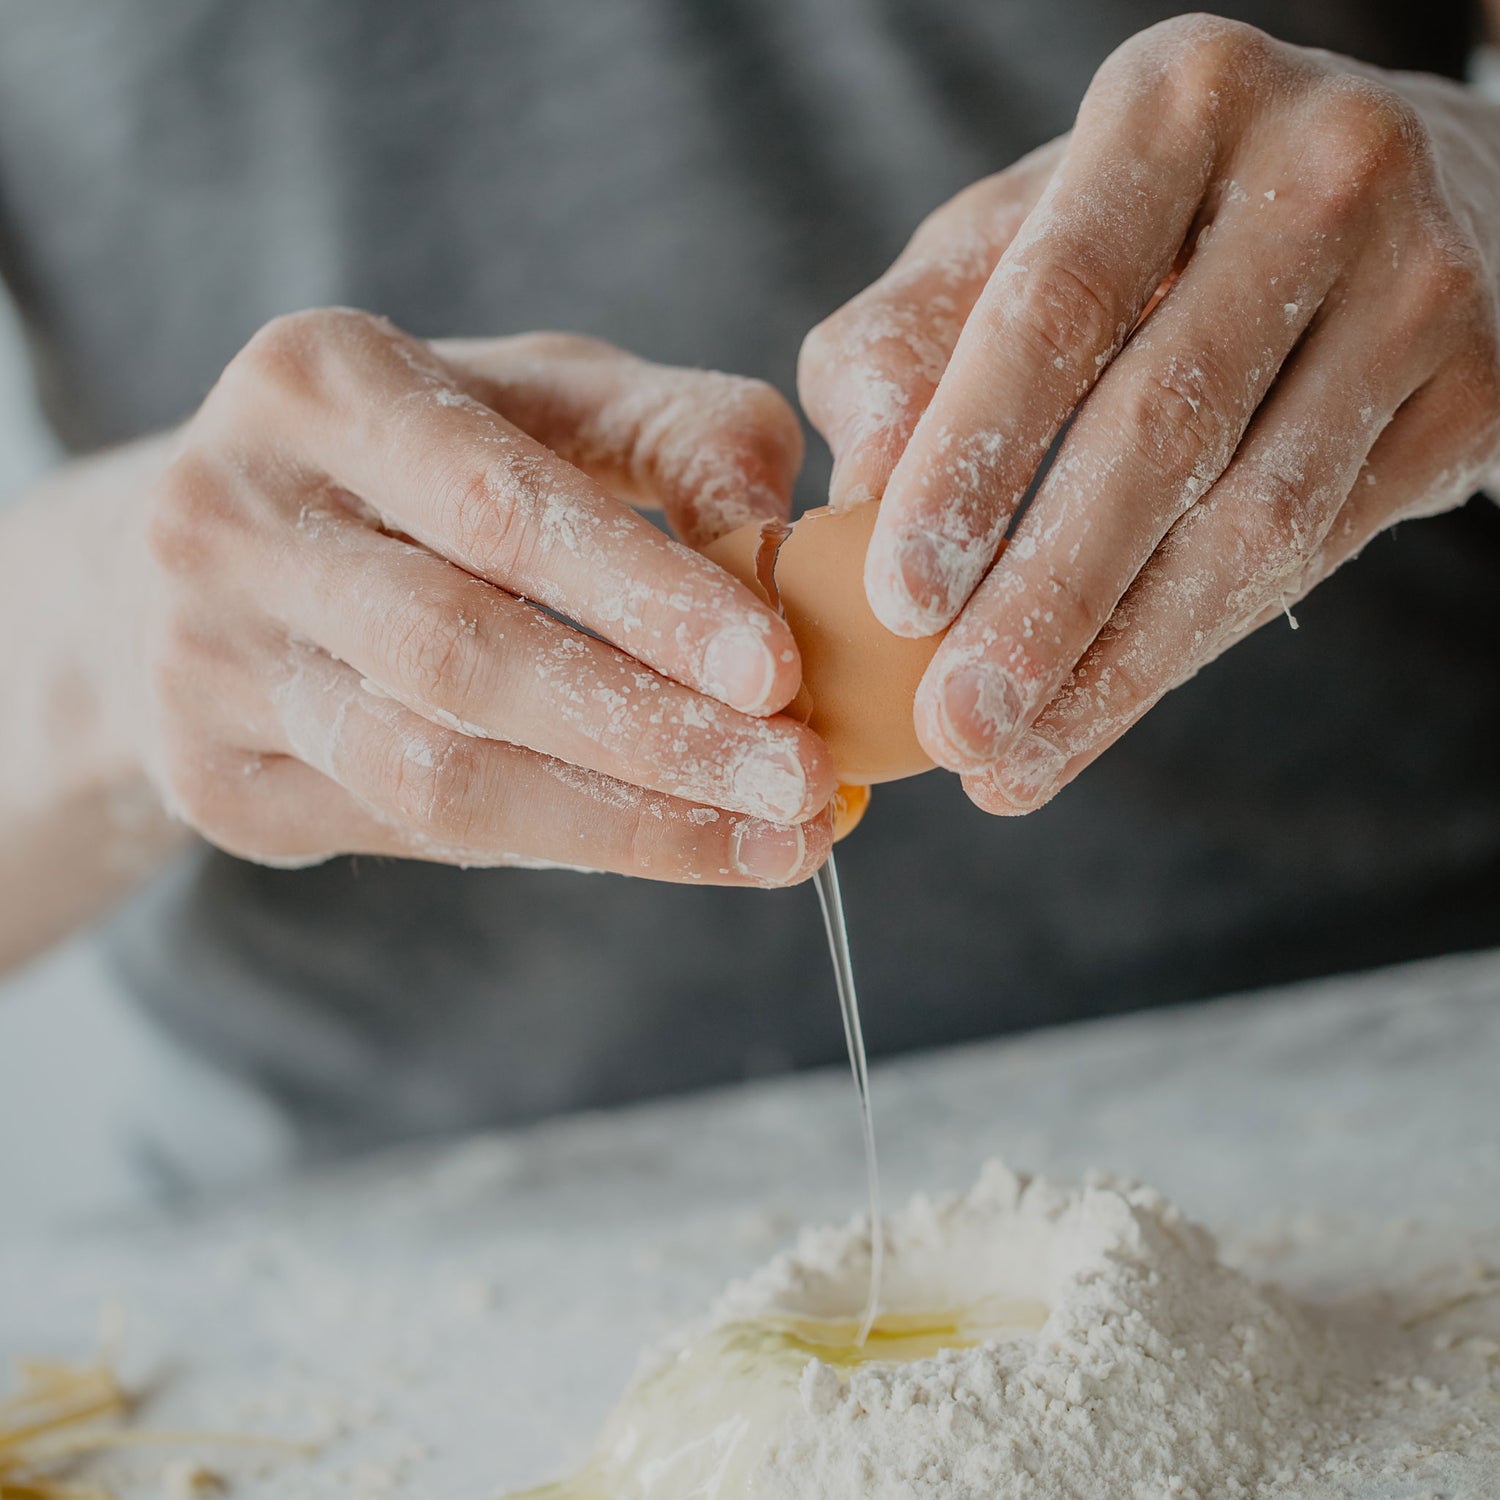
[436,332,802,549]
[797,140,1064,512]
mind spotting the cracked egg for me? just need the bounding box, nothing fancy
[704,502,947,836]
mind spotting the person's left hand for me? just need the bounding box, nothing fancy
[799,16,1500,813]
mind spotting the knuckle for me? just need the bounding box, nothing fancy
[717,372,801,435]
[228,306,384,408]
[903,177,1003,259]
[596,700,670,775]
[691,373,804,473]
[233,311,324,393]
[1405,238,1488,332]
[1166,15,1267,89]
[626,802,662,875]
[382,593,483,710]
[389,734,480,838]
[625,796,712,880]
[801,266,974,448]
[796,314,845,405]
[1092,648,1157,710]
[1302,83,1428,206]
[799,268,937,401]
[427,746,486,842]
[503,330,616,364]
[1096,15,1265,114]
[798,298,904,440]
[1228,460,1320,564]
[1118,367,1220,485]
[439,452,543,577]
[1034,560,1108,640]
[1011,257,1117,369]
[146,452,232,577]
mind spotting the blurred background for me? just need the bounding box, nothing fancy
[2,2,1498,1236]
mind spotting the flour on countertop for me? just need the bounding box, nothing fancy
[598,1163,1500,1500]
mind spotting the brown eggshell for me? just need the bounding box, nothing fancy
[703,501,946,786]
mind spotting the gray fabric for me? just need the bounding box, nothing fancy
[1,0,1496,1155]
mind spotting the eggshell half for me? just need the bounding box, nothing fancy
[703,501,947,786]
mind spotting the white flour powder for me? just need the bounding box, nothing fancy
[574,1163,1499,1500]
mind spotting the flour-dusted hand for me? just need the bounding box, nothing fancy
[135,314,834,882]
[800,15,1500,812]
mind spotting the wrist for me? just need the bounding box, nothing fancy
[0,435,180,841]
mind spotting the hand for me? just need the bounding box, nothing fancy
[135,313,834,883]
[800,16,1500,812]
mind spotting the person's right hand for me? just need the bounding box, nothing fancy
[132,312,835,885]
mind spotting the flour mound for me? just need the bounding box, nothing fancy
[553,1165,1499,1500]
[695,1164,1338,1498]
[653,1162,1494,1500]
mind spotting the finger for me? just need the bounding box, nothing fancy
[798,141,1064,513]
[864,59,1227,636]
[273,515,835,823]
[435,334,803,547]
[266,644,832,885]
[916,190,1345,772]
[205,755,836,884]
[217,310,800,716]
[962,341,1464,816]
[1297,367,1500,582]
[187,754,409,868]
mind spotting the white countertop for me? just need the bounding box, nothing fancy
[3,946,1499,1497]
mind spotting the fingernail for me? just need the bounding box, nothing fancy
[936,663,1022,766]
[732,819,807,885]
[998,734,1069,809]
[703,626,778,713]
[732,746,808,823]
[897,528,950,612]
[875,526,966,634]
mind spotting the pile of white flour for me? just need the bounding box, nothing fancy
[581,1163,1499,1500]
